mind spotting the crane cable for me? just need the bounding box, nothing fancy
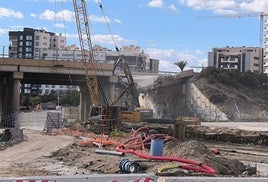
[53,0,73,84]
[97,0,120,54]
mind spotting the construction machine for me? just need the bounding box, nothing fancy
[72,0,152,133]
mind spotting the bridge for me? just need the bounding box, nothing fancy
[0,56,168,130]
[0,57,129,130]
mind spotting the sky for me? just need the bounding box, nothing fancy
[0,0,267,72]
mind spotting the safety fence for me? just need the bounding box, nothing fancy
[0,112,17,128]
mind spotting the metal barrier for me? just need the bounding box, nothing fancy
[0,173,156,182]
[0,112,17,128]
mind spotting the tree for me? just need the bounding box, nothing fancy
[174,60,188,72]
[29,96,42,107]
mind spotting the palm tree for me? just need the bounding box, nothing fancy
[174,60,188,72]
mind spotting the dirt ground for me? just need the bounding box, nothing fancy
[0,124,267,178]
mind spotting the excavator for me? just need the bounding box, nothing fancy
[72,0,152,133]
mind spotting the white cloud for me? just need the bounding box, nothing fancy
[169,4,179,13]
[240,0,268,13]
[89,14,109,23]
[31,13,37,18]
[39,9,74,22]
[54,23,65,29]
[114,18,122,24]
[146,48,206,72]
[0,28,7,36]
[39,9,111,24]
[148,0,164,8]
[93,34,128,46]
[0,8,23,18]
[179,0,268,14]
[65,33,128,48]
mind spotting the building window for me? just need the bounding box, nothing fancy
[26,35,32,40]
[36,36,39,40]
[19,35,23,40]
[19,41,23,46]
[254,57,259,60]
[35,42,39,46]
[25,53,32,58]
[26,41,32,46]
[26,47,32,52]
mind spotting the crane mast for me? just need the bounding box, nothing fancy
[72,0,150,133]
[73,0,100,107]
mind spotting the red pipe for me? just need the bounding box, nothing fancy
[116,145,216,175]
[116,127,216,175]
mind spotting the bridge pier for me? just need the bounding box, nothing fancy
[0,72,23,139]
[12,72,23,128]
[0,72,23,128]
[79,86,90,123]
[78,76,118,123]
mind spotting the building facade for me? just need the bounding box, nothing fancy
[263,20,268,74]
[208,47,263,73]
[9,28,69,95]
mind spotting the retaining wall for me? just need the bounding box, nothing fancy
[184,83,228,122]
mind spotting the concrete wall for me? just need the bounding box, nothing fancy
[184,83,228,121]
[139,82,228,122]
[139,83,190,119]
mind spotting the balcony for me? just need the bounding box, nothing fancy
[263,62,268,67]
[220,64,238,70]
[220,57,239,63]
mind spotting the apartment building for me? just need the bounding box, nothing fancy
[9,27,71,95]
[208,46,263,73]
[263,20,268,74]
[42,44,159,73]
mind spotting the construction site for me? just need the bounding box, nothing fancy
[0,66,268,181]
[0,0,268,181]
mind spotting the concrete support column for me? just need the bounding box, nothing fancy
[109,76,118,104]
[0,80,3,115]
[79,86,90,123]
[1,78,10,115]
[12,72,23,128]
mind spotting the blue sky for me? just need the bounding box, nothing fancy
[0,0,266,72]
